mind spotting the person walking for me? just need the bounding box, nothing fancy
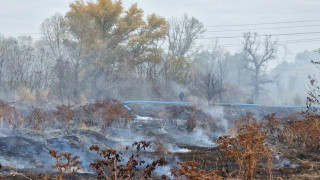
[179,92,184,101]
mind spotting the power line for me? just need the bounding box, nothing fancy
[205,19,320,28]
[219,38,320,47]
[3,33,41,35]
[200,31,320,39]
[205,24,320,33]
[281,38,320,43]
[273,68,318,71]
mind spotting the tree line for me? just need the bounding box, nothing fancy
[0,0,278,105]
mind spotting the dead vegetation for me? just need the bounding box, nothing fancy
[0,101,22,127]
[165,105,221,132]
[171,160,224,180]
[0,99,134,130]
[80,99,134,128]
[1,99,320,179]
[48,149,81,180]
[279,114,320,152]
[26,108,52,130]
[217,113,272,180]
[89,141,168,180]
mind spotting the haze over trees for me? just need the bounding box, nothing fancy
[0,0,315,106]
[242,32,278,102]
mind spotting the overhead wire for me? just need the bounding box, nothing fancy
[205,19,320,28]
[205,24,320,33]
[200,31,320,39]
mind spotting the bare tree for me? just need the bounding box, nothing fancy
[195,70,220,105]
[0,36,10,94]
[30,47,50,93]
[41,13,68,60]
[41,13,71,103]
[63,39,84,104]
[307,51,320,110]
[164,14,204,92]
[242,32,277,103]
[6,37,33,92]
[192,41,226,104]
[209,41,227,102]
[167,14,205,58]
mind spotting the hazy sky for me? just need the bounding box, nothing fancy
[1,0,320,62]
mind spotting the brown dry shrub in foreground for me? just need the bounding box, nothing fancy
[279,114,320,152]
[48,149,81,180]
[0,101,22,127]
[217,113,272,180]
[90,141,168,180]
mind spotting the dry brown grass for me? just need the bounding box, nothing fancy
[0,101,22,127]
[81,99,134,128]
[279,114,320,152]
[217,113,272,180]
[171,160,225,180]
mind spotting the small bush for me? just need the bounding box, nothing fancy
[48,149,81,180]
[90,141,168,180]
[55,105,75,124]
[186,116,197,131]
[217,113,272,180]
[81,99,134,127]
[0,101,22,127]
[26,108,49,129]
[279,114,320,152]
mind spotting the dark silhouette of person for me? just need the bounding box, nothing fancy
[179,92,184,101]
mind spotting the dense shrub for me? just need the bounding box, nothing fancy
[81,99,134,127]
[279,114,320,152]
[217,113,272,180]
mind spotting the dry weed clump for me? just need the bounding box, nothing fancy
[55,105,75,124]
[26,106,74,130]
[26,108,50,130]
[153,139,170,156]
[17,87,36,102]
[166,105,184,125]
[48,149,81,180]
[90,141,168,180]
[279,114,320,152]
[171,160,224,180]
[166,105,212,131]
[0,101,22,127]
[11,99,133,130]
[186,115,197,131]
[262,113,280,135]
[166,105,222,132]
[217,113,272,180]
[82,99,134,127]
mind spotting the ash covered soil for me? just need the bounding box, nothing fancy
[0,101,319,179]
